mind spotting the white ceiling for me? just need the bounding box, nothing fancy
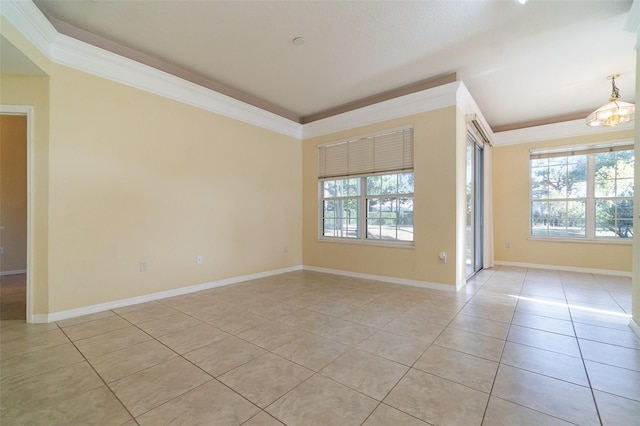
[27,0,639,129]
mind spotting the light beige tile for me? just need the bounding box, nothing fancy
[137,379,259,425]
[158,322,229,354]
[184,335,266,377]
[448,313,510,340]
[492,364,599,425]
[315,319,377,345]
[279,309,336,331]
[515,300,571,321]
[413,344,498,393]
[507,325,581,357]
[0,328,69,360]
[594,390,640,426]
[501,341,588,386]
[579,339,640,371]
[384,368,488,425]
[219,353,313,408]
[247,302,299,321]
[435,327,504,361]
[574,322,640,350]
[113,301,178,324]
[483,396,574,426]
[0,321,60,342]
[308,300,356,317]
[205,311,266,334]
[511,311,575,336]
[243,411,285,426]
[320,349,408,400]
[135,311,203,338]
[356,330,428,366]
[74,326,151,358]
[266,374,378,426]
[0,342,84,383]
[61,315,132,341]
[341,305,402,329]
[89,339,177,383]
[109,357,212,416]
[1,362,104,413]
[56,310,116,328]
[273,334,349,371]
[362,403,428,426]
[0,385,132,426]
[401,307,458,326]
[459,302,514,323]
[585,360,640,401]
[237,322,305,351]
[382,316,445,343]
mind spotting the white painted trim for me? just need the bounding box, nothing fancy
[494,260,632,277]
[1,0,303,140]
[303,265,458,292]
[629,318,640,340]
[0,105,34,324]
[303,82,460,139]
[0,269,27,276]
[34,265,302,323]
[492,119,634,146]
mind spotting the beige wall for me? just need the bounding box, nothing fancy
[302,106,465,288]
[493,130,635,273]
[44,64,301,312]
[0,115,28,272]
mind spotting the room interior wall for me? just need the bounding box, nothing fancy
[493,129,635,274]
[43,63,302,313]
[302,106,462,288]
[0,115,28,273]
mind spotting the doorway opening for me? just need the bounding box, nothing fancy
[0,106,33,321]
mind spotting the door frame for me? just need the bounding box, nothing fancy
[1,105,34,322]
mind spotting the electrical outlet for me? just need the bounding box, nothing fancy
[283,245,288,253]
[196,255,203,265]
[505,241,511,248]
[140,261,148,272]
[0,247,3,255]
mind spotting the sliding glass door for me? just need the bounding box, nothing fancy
[466,132,484,278]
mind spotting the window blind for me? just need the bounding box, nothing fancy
[318,127,414,178]
[530,141,633,160]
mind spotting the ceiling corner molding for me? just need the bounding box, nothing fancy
[492,119,635,146]
[0,0,303,140]
[302,81,461,139]
[455,82,494,144]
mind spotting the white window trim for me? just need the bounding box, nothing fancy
[529,141,634,241]
[317,172,415,246]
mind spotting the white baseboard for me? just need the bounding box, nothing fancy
[630,318,640,340]
[494,261,632,277]
[303,265,459,292]
[0,269,27,276]
[34,265,303,323]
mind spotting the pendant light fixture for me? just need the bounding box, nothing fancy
[585,74,635,127]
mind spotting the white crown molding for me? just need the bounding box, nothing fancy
[302,82,461,139]
[1,0,303,140]
[492,119,635,146]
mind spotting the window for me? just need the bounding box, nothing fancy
[319,127,414,244]
[530,143,634,239]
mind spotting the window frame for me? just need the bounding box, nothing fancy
[318,171,415,246]
[529,142,634,243]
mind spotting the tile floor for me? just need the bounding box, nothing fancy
[1,267,639,425]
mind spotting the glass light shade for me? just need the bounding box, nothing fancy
[586,99,635,127]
